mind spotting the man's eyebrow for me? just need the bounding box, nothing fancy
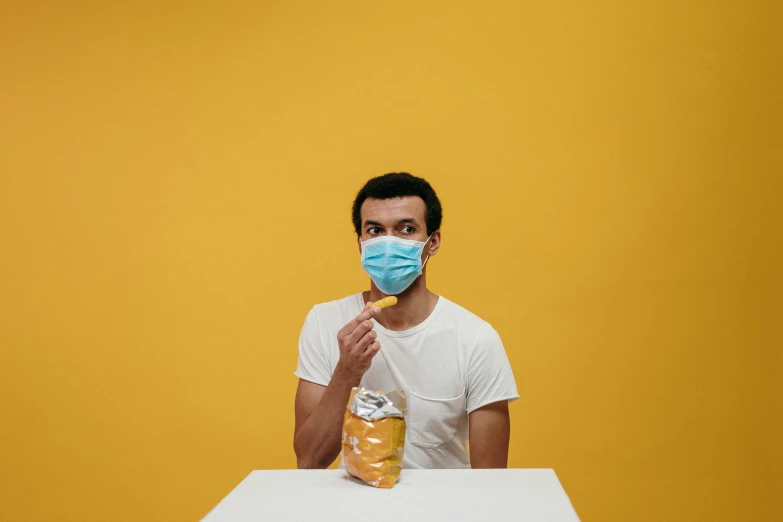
[362,218,420,227]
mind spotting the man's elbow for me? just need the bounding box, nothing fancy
[470,457,508,469]
[295,454,330,469]
[293,439,329,469]
[296,457,317,469]
[293,440,314,469]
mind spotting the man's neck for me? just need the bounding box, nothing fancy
[363,278,438,332]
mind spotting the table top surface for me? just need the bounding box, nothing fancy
[202,468,580,522]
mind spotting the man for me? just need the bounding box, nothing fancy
[294,172,518,469]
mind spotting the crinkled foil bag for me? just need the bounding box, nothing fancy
[342,387,406,488]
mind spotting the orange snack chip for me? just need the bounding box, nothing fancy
[371,296,398,309]
[342,387,406,488]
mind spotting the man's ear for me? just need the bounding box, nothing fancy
[357,235,362,254]
[428,230,441,256]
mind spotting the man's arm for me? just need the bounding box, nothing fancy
[468,400,511,468]
[293,369,358,469]
[293,303,382,469]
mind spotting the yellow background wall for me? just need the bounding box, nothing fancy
[1,1,780,521]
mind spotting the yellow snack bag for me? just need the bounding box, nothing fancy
[342,387,406,488]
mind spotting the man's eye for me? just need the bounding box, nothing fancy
[402,226,414,234]
[368,227,381,234]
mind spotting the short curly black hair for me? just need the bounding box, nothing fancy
[352,172,443,236]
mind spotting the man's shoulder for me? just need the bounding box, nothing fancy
[312,292,363,311]
[437,296,494,334]
[309,292,364,327]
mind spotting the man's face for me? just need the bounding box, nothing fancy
[359,196,429,242]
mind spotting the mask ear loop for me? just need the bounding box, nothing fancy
[421,233,434,269]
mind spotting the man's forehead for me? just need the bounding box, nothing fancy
[361,196,426,222]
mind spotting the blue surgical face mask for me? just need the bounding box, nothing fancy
[360,234,433,295]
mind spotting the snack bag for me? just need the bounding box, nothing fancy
[342,387,406,488]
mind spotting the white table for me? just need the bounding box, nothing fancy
[202,469,580,521]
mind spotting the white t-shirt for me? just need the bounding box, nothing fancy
[295,293,519,469]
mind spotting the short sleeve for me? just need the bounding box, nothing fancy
[466,324,519,413]
[294,307,332,386]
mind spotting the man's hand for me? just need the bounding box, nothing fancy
[293,303,383,469]
[335,302,382,383]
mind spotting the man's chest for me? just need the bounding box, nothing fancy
[362,340,463,395]
[357,330,468,451]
